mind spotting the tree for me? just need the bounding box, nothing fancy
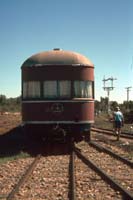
[100,97,108,112]
[110,101,118,111]
[0,94,20,112]
[0,95,6,104]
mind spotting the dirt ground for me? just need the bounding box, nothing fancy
[0,113,21,135]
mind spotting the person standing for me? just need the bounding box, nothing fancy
[113,107,124,141]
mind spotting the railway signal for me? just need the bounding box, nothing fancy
[103,76,117,113]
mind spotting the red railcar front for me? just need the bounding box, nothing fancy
[21,49,94,141]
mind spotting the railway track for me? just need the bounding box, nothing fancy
[0,141,132,199]
[0,156,41,200]
[91,127,133,139]
[6,155,41,200]
[89,141,133,166]
[0,143,71,200]
[75,141,133,199]
[91,127,133,162]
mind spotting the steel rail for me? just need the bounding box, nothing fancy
[74,147,133,200]
[91,127,133,139]
[89,141,133,167]
[7,155,41,200]
[69,144,76,200]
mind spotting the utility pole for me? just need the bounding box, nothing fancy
[125,87,132,111]
[125,87,132,102]
[103,76,117,113]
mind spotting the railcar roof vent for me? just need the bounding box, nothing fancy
[53,48,61,51]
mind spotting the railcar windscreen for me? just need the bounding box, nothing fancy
[23,81,40,98]
[74,81,93,98]
[43,80,71,99]
[22,80,93,99]
[43,81,57,98]
[58,81,71,98]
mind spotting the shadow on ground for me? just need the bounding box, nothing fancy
[0,126,71,160]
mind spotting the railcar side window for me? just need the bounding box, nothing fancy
[23,81,40,98]
[74,81,93,98]
[43,81,57,98]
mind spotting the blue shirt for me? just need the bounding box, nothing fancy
[114,111,123,122]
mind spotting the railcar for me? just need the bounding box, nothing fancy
[21,48,94,141]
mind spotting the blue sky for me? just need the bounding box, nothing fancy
[0,0,133,103]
